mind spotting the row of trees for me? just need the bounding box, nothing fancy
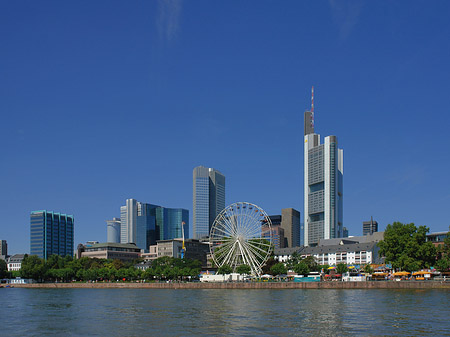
[378,222,450,272]
[15,255,202,282]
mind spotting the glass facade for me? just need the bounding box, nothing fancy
[30,210,74,259]
[193,166,225,239]
[156,207,189,241]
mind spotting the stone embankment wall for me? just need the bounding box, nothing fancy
[11,281,450,289]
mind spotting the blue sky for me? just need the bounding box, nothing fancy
[1,1,450,254]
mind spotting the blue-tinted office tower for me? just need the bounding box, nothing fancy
[156,207,189,241]
[119,199,189,252]
[30,210,74,259]
[120,199,158,252]
[193,166,226,239]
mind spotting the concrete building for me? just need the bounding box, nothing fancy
[427,231,449,247]
[0,240,7,260]
[304,90,343,246]
[193,166,225,239]
[106,217,121,243]
[156,239,210,266]
[363,217,378,236]
[281,208,301,248]
[274,232,384,266]
[80,242,141,262]
[30,210,74,259]
[7,254,25,271]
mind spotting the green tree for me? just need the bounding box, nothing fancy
[302,256,319,272]
[378,222,437,272]
[363,264,374,274]
[436,226,450,272]
[336,263,348,275]
[293,261,310,276]
[262,257,277,274]
[270,263,287,276]
[20,255,45,281]
[236,264,251,275]
[0,259,7,279]
[217,264,233,276]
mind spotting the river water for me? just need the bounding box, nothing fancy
[1,288,449,336]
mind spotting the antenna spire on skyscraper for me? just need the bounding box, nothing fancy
[311,86,314,129]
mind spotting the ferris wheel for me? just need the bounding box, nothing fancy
[209,202,273,276]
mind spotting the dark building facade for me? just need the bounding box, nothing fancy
[30,210,74,259]
[363,218,378,236]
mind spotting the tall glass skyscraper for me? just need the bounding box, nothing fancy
[304,96,343,246]
[156,207,189,241]
[119,198,188,251]
[193,166,226,239]
[30,210,74,259]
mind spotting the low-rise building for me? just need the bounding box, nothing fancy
[80,243,141,262]
[156,239,209,266]
[274,232,384,266]
[427,231,449,247]
[7,254,25,271]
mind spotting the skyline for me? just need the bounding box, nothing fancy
[2,1,450,254]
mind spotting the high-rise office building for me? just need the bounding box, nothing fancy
[106,217,121,243]
[30,210,74,259]
[155,207,189,241]
[119,199,189,251]
[281,208,301,248]
[304,88,344,246]
[363,217,378,236]
[120,199,158,252]
[0,240,7,259]
[193,166,226,239]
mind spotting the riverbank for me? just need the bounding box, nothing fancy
[10,281,450,289]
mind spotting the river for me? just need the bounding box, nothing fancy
[1,288,449,336]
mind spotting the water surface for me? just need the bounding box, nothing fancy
[1,288,449,336]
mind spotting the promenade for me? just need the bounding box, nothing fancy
[11,281,450,289]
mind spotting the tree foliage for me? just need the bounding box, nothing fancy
[217,264,233,276]
[270,262,287,276]
[17,254,202,282]
[236,264,251,275]
[336,263,348,275]
[293,261,309,276]
[436,226,450,272]
[378,222,437,272]
[0,259,7,279]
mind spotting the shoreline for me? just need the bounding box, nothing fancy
[9,281,450,289]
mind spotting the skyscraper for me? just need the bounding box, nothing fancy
[193,166,226,239]
[363,217,378,236]
[119,199,189,251]
[106,217,121,243]
[120,199,158,251]
[0,240,7,259]
[155,207,189,241]
[281,208,301,248]
[30,210,74,259]
[304,88,343,246]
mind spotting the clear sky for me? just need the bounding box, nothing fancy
[2,1,450,254]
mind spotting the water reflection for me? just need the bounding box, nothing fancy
[1,288,449,336]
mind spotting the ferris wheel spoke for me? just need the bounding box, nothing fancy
[246,240,272,258]
[218,214,239,238]
[241,245,265,272]
[210,224,234,238]
[243,221,263,239]
[214,214,233,235]
[222,240,238,265]
[239,240,260,275]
